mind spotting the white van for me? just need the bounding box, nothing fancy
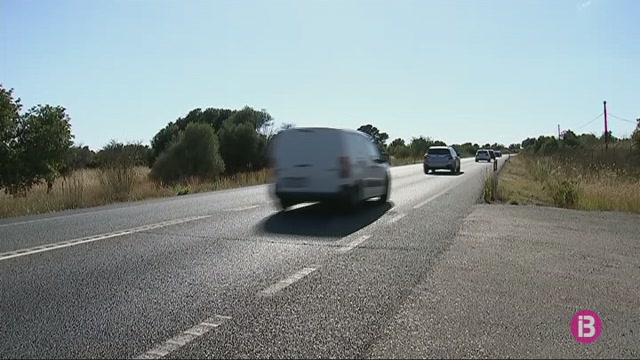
[267,127,391,211]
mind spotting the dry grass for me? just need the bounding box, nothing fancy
[0,167,273,218]
[497,153,640,213]
[389,157,422,166]
[0,156,419,218]
[482,169,498,203]
[495,156,553,206]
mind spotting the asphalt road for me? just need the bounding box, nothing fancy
[368,205,640,359]
[0,157,501,359]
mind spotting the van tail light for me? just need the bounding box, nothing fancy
[339,156,350,178]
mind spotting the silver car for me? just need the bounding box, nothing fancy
[475,149,491,162]
[423,146,461,174]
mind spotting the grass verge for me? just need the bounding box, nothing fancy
[496,154,640,213]
[389,157,422,166]
[0,157,421,218]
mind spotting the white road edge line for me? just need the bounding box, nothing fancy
[338,235,372,253]
[387,213,406,224]
[0,215,212,262]
[225,204,261,212]
[258,267,318,296]
[134,315,231,360]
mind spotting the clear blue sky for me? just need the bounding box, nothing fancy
[1,0,638,150]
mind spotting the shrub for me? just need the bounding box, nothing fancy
[550,180,579,208]
[150,123,225,184]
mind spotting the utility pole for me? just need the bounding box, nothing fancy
[603,101,608,149]
[558,124,561,139]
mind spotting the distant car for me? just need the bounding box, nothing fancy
[496,150,502,158]
[423,146,461,174]
[475,149,491,162]
[268,127,391,211]
[488,149,496,161]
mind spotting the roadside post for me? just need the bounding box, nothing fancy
[492,159,498,197]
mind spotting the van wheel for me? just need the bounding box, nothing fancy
[379,176,390,203]
[345,184,362,212]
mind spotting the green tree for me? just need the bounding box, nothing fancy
[408,136,432,158]
[578,133,599,147]
[521,137,536,149]
[357,124,389,150]
[632,119,640,150]
[150,122,180,162]
[95,141,151,168]
[150,106,272,168]
[393,145,411,158]
[388,138,405,149]
[1,104,74,194]
[223,107,272,131]
[61,144,95,176]
[218,120,261,173]
[600,130,619,144]
[451,142,478,157]
[388,138,412,158]
[529,135,558,154]
[150,123,225,184]
[0,85,22,192]
[386,138,408,158]
[560,130,581,148]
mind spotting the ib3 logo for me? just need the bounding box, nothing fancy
[570,309,602,343]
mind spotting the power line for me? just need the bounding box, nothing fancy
[573,112,603,131]
[608,113,637,124]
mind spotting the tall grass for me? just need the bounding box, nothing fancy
[0,156,425,218]
[483,169,498,203]
[389,157,422,166]
[516,144,640,212]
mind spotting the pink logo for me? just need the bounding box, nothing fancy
[570,309,602,343]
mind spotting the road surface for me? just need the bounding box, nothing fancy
[0,156,560,359]
[369,204,640,359]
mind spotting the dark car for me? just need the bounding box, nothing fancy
[488,149,496,161]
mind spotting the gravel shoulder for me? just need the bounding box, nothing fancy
[368,204,640,359]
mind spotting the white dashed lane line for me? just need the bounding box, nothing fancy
[134,315,231,359]
[258,267,319,296]
[224,204,262,212]
[387,213,406,224]
[337,235,372,253]
[0,215,212,262]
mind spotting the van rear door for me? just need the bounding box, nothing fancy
[271,128,344,193]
